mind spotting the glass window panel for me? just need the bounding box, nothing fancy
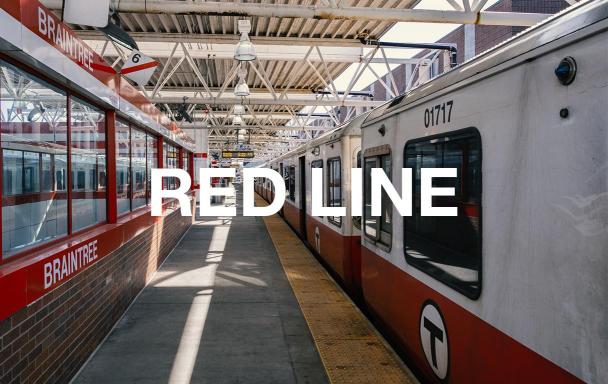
[380,155,392,243]
[3,150,23,196]
[146,134,157,204]
[131,128,147,210]
[23,152,41,194]
[71,97,106,231]
[41,153,52,192]
[352,151,362,230]
[116,120,130,215]
[182,152,189,174]
[363,158,378,239]
[288,166,296,201]
[404,130,482,298]
[363,154,392,247]
[55,154,67,191]
[311,160,323,218]
[1,60,68,257]
[327,158,341,227]
[163,142,179,190]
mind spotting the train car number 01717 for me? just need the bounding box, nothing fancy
[424,101,453,128]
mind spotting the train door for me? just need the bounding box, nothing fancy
[299,156,307,239]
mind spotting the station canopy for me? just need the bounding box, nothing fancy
[43,0,554,160]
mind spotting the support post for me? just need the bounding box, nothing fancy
[106,110,118,224]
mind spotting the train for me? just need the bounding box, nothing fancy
[256,1,608,383]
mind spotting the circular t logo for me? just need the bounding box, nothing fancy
[419,301,449,380]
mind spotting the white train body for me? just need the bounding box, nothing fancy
[258,1,608,382]
[361,1,608,382]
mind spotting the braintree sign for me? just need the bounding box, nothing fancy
[150,168,459,217]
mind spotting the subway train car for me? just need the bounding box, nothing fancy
[301,113,367,292]
[359,1,607,383]
[258,158,282,202]
[261,114,367,292]
[277,148,307,234]
[258,1,607,383]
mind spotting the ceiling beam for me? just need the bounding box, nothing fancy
[181,125,331,130]
[84,40,422,64]
[208,136,308,143]
[190,113,330,120]
[76,31,366,47]
[151,97,383,107]
[42,0,549,26]
[147,86,314,95]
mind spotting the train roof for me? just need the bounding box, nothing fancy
[269,110,370,162]
[305,110,370,149]
[273,146,304,163]
[362,0,608,127]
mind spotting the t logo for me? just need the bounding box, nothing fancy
[419,301,449,380]
[423,316,444,368]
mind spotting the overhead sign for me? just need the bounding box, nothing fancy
[420,301,449,380]
[32,5,116,76]
[121,50,159,85]
[63,0,110,28]
[222,150,254,159]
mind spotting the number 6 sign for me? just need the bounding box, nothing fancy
[121,50,158,85]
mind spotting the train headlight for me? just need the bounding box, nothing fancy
[554,57,577,86]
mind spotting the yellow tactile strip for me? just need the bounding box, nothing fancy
[258,196,417,384]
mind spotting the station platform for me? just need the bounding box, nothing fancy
[72,188,416,384]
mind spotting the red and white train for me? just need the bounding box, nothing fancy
[258,1,608,383]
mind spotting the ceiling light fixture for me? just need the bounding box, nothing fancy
[237,128,248,143]
[176,98,193,123]
[27,101,46,122]
[234,20,256,61]
[233,104,245,115]
[234,67,250,97]
[98,13,139,51]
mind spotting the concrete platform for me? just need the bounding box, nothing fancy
[73,187,329,384]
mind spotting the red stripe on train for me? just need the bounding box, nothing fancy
[360,247,582,384]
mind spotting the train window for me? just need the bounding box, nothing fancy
[41,153,53,192]
[71,97,107,232]
[116,120,131,215]
[55,155,67,192]
[363,152,392,247]
[131,128,147,210]
[283,166,289,192]
[404,128,482,299]
[1,60,70,257]
[327,157,342,227]
[23,151,41,193]
[288,166,296,201]
[351,151,362,230]
[311,160,323,216]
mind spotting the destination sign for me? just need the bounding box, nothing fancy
[222,150,254,158]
